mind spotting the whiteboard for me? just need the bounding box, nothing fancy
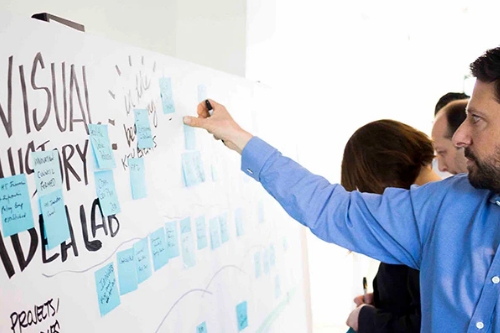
[0,12,309,333]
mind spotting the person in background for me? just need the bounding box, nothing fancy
[434,91,469,115]
[432,99,469,174]
[184,45,500,331]
[341,120,439,332]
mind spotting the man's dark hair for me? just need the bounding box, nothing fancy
[434,92,469,115]
[470,46,500,102]
[440,100,468,139]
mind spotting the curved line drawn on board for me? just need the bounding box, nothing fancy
[154,288,213,333]
[41,237,142,278]
[201,264,247,299]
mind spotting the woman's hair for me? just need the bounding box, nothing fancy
[341,119,434,194]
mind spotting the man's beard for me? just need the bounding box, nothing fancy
[465,147,500,193]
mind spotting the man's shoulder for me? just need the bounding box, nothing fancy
[415,173,490,200]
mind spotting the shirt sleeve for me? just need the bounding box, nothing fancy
[241,137,441,269]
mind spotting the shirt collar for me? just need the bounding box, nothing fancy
[488,192,500,205]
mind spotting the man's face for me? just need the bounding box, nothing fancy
[431,112,468,175]
[453,80,500,192]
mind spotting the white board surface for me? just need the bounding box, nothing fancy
[0,12,309,333]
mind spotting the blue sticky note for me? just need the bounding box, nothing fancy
[134,238,152,283]
[95,263,121,316]
[134,109,154,149]
[269,245,276,267]
[195,215,207,250]
[254,252,261,278]
[40,189,70,250]
[275,275,281,298]
[150,227,169,271]
[219,213,229,244]
[32,150,62,196]
[181,151,206,187]
[88,124,116,170]
[165,221,180,259]
[263,249,270,275]
[197,84,207,103]
[94,170,121,216]
[209,217,221,250]
[0,174,34,237]
[235,208,244,237]
[196,321,208,333]
[236,301,248,331]
[180,217,191,233]
[116,248,138,295]
[159,77,175,114]
[181,231,196,269]
[129,158,147,200]
[184,124,196,151]
[210,164,219,182]
[258,200,265,224]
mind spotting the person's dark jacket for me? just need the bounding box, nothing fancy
[358,263,421,333]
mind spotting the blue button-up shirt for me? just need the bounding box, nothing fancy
[241,137,500,333]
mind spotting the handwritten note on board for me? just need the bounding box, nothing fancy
[209,217,221,250]
[32,150,62,196]
[116,248,138,295]
[134,109,154,149]
[128,158,147,200]
[94,170,121,216]
[181,231,196,269]
[165,221,180,259]
[0,174,34,237]
[150,227,169,271]
[219,213,230,244]
[181,151,205,187]
[196,321,208,333]
[95,263,121,316]
[236,301,248,331]
[235,208,244,237]
[159,77,175,114]
[134,238,152,283]
[195,215,208,250]
[183,124,196,151]
[40,189,70,250]
[88,124,116,170]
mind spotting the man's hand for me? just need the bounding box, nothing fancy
[346,304,373,331]
[354,292,374,306]
[183,99,253,154]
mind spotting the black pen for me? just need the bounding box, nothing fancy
[205,99,213,116]
[363,277,368,302]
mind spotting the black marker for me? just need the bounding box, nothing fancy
[205,99,213,116]
[363,277,368,302]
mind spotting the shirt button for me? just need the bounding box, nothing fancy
[246,168,253,175]
[476,322,484,329]
[493,276,500,284]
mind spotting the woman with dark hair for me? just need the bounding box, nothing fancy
[342,119,440,333]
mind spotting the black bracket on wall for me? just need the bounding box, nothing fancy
[32,12,85,32]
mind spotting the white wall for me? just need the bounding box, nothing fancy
[0,0,246,77]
